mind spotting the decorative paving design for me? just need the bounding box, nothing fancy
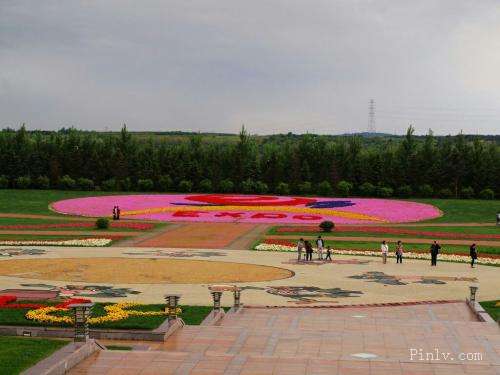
[123,250,227,257]
[242,285,363,303]
[0,248,45,257]
[0,258,293,284]
[51,193,441,224]
[0,288,59,300]
[282,258,370,266]
[19,284,141,298]
[349,271,478,286]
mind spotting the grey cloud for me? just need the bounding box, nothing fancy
[1,0,499,134]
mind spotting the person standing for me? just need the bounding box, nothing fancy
[470,243,478,268]
[381,240,389,264]
[305,240,313,261]
[430,241,441,266]
[297,238,305,261]
[112,206,117,220]
[325,246,332,261]
[316,236,324,260]
[116,206,121,220]
[395,240,403,264]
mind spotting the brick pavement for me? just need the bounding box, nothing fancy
[69,302,500,374]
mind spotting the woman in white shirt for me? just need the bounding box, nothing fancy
[381,240,389,264]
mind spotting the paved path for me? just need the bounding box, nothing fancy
[266,235,500,247]
[69,302,500,374]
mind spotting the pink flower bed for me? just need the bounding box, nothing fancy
[52,194,441,224]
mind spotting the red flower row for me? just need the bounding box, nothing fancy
[275,225,500,240]
[0,222,154,230]
[0,295,91,310]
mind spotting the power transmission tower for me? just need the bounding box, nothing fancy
[368,99,376,133]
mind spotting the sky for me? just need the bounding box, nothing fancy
[1,1,500,135]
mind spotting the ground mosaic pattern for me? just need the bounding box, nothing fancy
[51,193,441,224]
[0,247,497,306]
[0,257,293,284]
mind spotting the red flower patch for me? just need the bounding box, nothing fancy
[0,295,45,309]
[0,222,154,230]
[274,225,500,240]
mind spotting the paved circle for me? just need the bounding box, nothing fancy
[0,257,294,284]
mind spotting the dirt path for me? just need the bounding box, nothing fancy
[135,222,259,249]
[265,234,500,247]
[115,223,184,247]
[225,224,271,250]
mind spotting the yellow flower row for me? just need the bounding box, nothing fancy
[25,302,172,325]
[122,205,385,222]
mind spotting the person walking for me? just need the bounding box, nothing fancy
[395,240,403,264]
[297,238,305,261]
[325,246,332,261]
[430,241,441,266]
[316,236,324,260]
[305,241,313,261]
[381,240,389,264]
[470,243,478,268]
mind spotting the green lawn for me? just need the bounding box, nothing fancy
[0,189,122,216]
[479,300,500,321]
[0,336,68,374]
[0,303,216,329]
[257,239,500,255]
[414,199,500,223]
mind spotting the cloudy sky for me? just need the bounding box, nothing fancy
[1,1,500,135]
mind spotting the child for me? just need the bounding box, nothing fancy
[381,240,388,264]
[325,246,332,261]
[396,240,403,263]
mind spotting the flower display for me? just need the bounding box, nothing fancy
[0,238,113,247]
[255,240,500,266]
[275,225,500,240]
[52,194,441,224]
[0,222,153,230]
[25,301,169,325]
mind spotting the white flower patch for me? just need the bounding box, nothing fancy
[0,238,112,247]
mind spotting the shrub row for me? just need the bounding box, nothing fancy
[0,174,495,200]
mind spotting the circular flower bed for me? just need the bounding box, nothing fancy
[52,194,441,224]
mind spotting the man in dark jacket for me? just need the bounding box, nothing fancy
[470,243,478,268]
[430,241,441,266]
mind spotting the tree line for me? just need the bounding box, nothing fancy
[0,125,498,199]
